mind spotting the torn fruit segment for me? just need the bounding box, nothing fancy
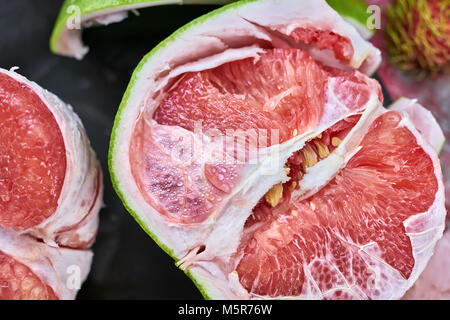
[0,68,102,299]
[0,68,102,249]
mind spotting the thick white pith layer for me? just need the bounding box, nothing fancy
[110,0,444,299]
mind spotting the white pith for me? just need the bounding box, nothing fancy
[110,0,444,299]
[0,228,92,300]
[0,68,103,249]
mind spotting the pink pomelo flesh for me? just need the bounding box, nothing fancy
[0,73,66,230]
[0,251,58,300]
[236,111,437,298]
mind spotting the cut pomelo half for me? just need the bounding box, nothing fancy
[0,228,92,300]
[50,0,375,60]
[0,68,102,249]
[109,0,444,299]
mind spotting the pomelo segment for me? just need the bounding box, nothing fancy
[153,49,327,144]
[108,0,441,300]
[133,48,379,225]
[0,251,58,300]
[0,68,102,249]
[153,49,375,146]
[0,72,66,230]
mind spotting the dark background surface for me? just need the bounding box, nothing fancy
[0,0,391,300]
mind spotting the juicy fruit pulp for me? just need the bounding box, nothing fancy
[0,73,66,230]
[236,111,437,298]
[0,251,57,300]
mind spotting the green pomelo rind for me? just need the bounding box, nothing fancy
[49,0,233,56]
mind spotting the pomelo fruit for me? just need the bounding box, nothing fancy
[109,0,445,299]
[50,0,374,59]
[0,68,102,299]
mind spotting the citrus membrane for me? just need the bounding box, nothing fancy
[0,68,102,249]
[109,0,444,299]
[389,97,446,155]
[0,228,93,300]
[50,0,374,59]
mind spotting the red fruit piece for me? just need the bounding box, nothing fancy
[0,72,66,230]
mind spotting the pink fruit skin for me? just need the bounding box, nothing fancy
[367,0,450,213]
